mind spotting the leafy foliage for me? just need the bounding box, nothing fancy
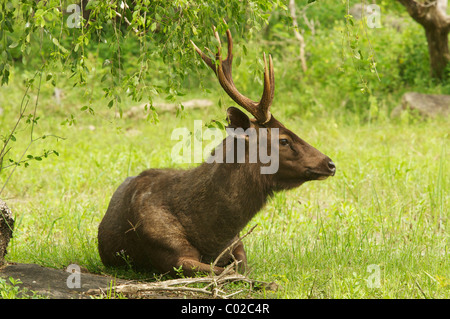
[2,0,285,109]
[2,0,450,193]
[0,0,285,193]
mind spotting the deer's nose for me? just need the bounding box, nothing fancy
[328,161,336,175]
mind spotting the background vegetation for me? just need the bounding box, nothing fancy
[0,0,448,298]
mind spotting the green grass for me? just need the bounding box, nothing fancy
[246,116,449,298]
[0,81,448,299]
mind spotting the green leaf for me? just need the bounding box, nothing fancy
[52,37,68,53]
[85,0,98,10]
[235,55,241,67]
[214,120,225,131]
[4,20,14,33]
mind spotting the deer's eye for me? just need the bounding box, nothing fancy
[280,138,289,146]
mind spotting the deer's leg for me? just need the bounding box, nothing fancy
[231,240,248,273]
[175,257,225,276]
[147,244,225,277]
[135,209,225,277]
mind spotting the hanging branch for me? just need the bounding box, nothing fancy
[0,69,65,196]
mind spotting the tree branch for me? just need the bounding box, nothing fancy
[397,0,450,28]
[397,0,433,25]
[289,0,308,73]
[436,0,450,30]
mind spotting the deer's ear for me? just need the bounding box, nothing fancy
[226,107,251,130]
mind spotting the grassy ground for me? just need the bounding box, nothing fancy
[0,82,448,299]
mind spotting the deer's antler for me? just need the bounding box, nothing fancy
[191,26,274,124]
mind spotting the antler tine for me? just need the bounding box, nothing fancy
[259,53,273,123]
[191,25,274,124]
[221,28,234,84]
[190,40,217,74]
[269,54,275,105]
[225,29,233,62]
[261,53,275,123]
[212,25,222,59]
[222,18,233,64]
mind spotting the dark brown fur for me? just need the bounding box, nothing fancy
[99,28,335,276]
[98,109,335,276]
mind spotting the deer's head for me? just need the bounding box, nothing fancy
[191,27,335,190]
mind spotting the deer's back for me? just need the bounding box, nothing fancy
[98,167,249,268]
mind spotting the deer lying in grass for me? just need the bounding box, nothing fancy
[98,27,336,276]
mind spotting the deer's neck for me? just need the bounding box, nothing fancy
[163,157,274,256]
[189,160,273,220]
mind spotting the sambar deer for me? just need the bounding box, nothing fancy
[98,27,336,276]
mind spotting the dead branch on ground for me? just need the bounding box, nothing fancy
[87,224,277,299]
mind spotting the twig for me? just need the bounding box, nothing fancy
[86,273,265,299]
[224,289,244,299]
[113,10,140,35]
[0,69,54,196]
[0,148,63,170]
[303,12,315,37]
[212,224,258,269]
[0,74,34,163]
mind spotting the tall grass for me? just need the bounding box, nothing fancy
[245,117,449,298]
[1,86,448,298]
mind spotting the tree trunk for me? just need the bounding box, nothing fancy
[0,199,14,266]
[397,0,450,80]
[425,25,450,79]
